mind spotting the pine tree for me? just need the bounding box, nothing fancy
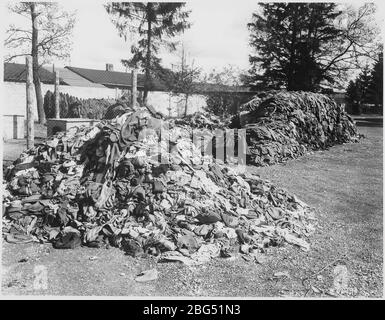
[367,52,383,112]
[106,2,190,104]
[247,3,341,90]
[358,66,373,104]
[246,3,379,91]
[346,64,379,114]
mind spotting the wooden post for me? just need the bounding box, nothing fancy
[54,70,60,118]
[131,69,137,109]
[26,56,34,149]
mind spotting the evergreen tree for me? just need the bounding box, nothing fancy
[367,52,383,112]
[346,76,364,114]
[358,66,373,104]
[246,3,379,91]
[106,3,190,104]
[247,3,341,91]
[346,63,381,114]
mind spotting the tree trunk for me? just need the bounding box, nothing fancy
[54,70,60,118]
[287,6,298,91]
[26,56,34,148]
[30,3,46,124]
[143,3,153,105]
[184,94,188,117]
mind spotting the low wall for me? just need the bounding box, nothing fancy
[147,91,207,117]
[3,82,208,120]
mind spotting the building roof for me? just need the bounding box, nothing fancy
[4,62,256,94]
[43,66,106,88]
[3,62,67,85]
[65,66,171,91]
[66,66,146,89]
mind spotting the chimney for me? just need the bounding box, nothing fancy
[106,63,113,71]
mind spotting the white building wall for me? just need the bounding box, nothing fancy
[147,91,207,117]
[2,82,117,118]
[59,85,117,100]
[2,82,35,117]
[2,82,207,120]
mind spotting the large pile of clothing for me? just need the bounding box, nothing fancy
[238,91,359,166]
[2,108,315,264]
[170,112,226,130]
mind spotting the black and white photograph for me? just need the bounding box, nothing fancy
[0,0,383,301]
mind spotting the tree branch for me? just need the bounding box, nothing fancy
[5,53,29,62]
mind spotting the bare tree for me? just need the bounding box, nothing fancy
[320,3,382,82]
[203,65,249,116]
[169,46,201,116]
[5,2,76,124]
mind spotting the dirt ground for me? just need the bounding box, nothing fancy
[1,125,383,297]
[2,123,47,167]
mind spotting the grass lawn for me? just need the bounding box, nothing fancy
[1,126,382,297]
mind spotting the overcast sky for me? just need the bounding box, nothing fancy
[2,0,384,75]
[64,0,259,74]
